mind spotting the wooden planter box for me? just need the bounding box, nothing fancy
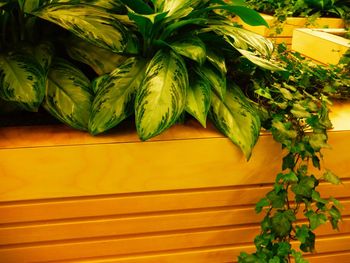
[292,28,350,65]
[236,14,344,48]
[0,102,350,262]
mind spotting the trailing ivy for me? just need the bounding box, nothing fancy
[235,44,349,262]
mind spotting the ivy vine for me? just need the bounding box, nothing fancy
[233,44,349,262]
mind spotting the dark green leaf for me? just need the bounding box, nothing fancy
[185,69,211,127]
[255,197,269,213]
[33,4,139,54]
[210,84,261,160]
[0,52,45,111]
[89,57,147,135]
[305,210,327,230]
[329,205,341,230]
[271,211,293,238]
[44,58,93,130]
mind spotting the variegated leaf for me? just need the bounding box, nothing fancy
[237,49,286,72]
[209,25,274,58]
[154,0,203,19]
[34,41,55,73]
[170,36,206,65]
[91,74,109,94]
[45,58,93,130]
[135,50,188,140]
[33,4,139,54]
[210,85,261,160]
[89,57,146,135]
[185,69,211,127]
[46,0,126,13]
[66,37,127,75]
[206,48,227,75]
[0,52,45,111]
[196,63,226,100]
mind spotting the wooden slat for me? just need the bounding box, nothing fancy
[1,218,349,263]
[0,180,349,224]
[1,200,349,246]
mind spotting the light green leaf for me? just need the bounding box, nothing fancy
[210,26,274,58]
[45,58,93,130]
[210,85,261,159]
[236,49,285,72]
[309,133,329,151]
[89,57,146,135]
[305,210,327,230]
[323,170,341,185]
[135,50,188,140]
[33,4,139,54]
[196,63,226,100]
[20,0,40,13]
[206,48,226,75]
[0,52,45,111]
[170,36,206,64]
[66,36,127,75]
[156,0,203,19]
[185,69,211,127]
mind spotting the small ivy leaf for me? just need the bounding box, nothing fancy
[323,170,342,185]
[300,231,315,253]
[292,250,308,263]
[268,256,280,263]
[311,190,328,205]
[281,171,298,183]
[291,103,312,118]
[255,197,269,213]
[277,242,291,257]
[329,205,342,230]
[238,252,260,263]
[329,197,343,209]
[267,190,286,209]
[292,175,318,199]
[271,211,294,238]
[305,210,327,230]
[254,233,274,249]
[309,133,329,151]
[261,215,272,231]
[296,225,310,243]
[282,153,295,171]
[312,155,321,170]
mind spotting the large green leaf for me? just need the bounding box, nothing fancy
[47,0,126,13]
[169,36,206,64]
[154,0,204,19]
[237,49,286,72]
[185,69,211,127]
[45,58,93,130]
[89,57,146,135]
[210,84,261,159]
[209,25,274,58]
[0,52,45,111]
[135,50,188,140]
[119,0,153,14]
[33,4,139,54]
[206,48,226,75]
[196,63,226,100]
[66,37,127,75]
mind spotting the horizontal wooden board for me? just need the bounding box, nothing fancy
[0,180,349,224]
[1,217,349,262]
[0,130,349,202]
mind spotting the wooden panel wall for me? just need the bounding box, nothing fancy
[0,103,349,262]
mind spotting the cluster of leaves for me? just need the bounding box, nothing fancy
[234,44,349,262]
[0,0,288,159]
[244,0,350,34]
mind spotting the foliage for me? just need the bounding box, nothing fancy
[235,44,349,262]
[0,0,281,159]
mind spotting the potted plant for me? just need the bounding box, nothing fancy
[0,0,349,262]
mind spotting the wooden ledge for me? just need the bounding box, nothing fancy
[0,101,349,149]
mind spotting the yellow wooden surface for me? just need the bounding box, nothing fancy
[0,102,349,262]
[292,28,350,65]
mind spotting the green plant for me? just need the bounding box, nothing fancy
[0,0,285,159]
[236,44,350,262]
